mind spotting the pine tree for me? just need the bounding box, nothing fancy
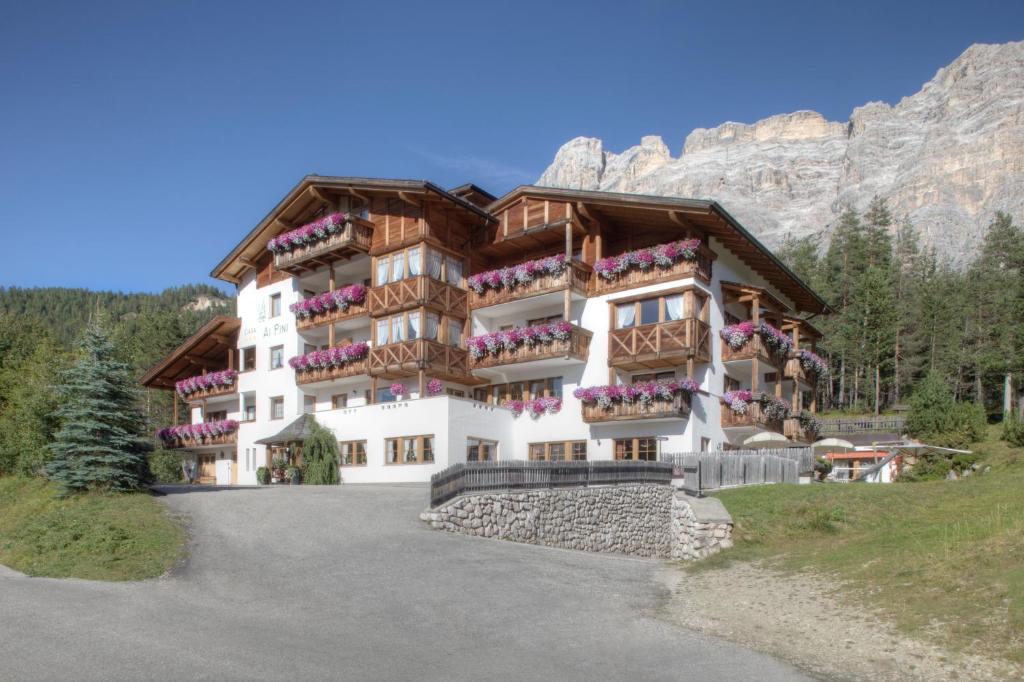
[301,419,340,485]
[46,323,152,494]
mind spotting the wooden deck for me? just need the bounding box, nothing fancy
[580,393,691,424]
[469,325,591,370]
[608,319,710,370]
[720,335,785,368]
[294,359,369,385]
[368,339,477,383]
[720,400,783,431]
[469,260,591,310]
[368,276,468,317]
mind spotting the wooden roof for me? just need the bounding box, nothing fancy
[140,316,240,390]
[211,176,495,284]
[489,186,831,314]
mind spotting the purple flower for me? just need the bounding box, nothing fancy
[467,254,571,295]
[427,378,444,396]
[390,382,406,398]
[265,212,351,255]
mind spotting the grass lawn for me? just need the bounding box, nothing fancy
[0,477,186,581]
[702,427,1024,664]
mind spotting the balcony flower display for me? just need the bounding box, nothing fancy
[390,383,407,398]
[504,396,562,418]
[267,212,352,255]
[797,349,828,376]
[175,370,237,399]
[574,378,699,409]
[722,389,754,414]
[288,342,369,372]
[759,394,792,421]
[465,321,573,360]
[157,419,239,445]
[594,239,701,280]
[797,410,822,438]
[427,378,444,396]
[718,321,794,357]
[289,284,367,319]
[467,254,567,295]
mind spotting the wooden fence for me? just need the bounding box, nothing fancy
[429,460,672,508]
[660,447,811,492]
[817,415,905,435]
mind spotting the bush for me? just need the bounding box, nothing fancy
[256,466,270,485]
[905,372,986,449]
[149,449,183,483]
[1003,413,1024,447]
[301,419,340,485]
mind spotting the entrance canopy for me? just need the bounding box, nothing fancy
[254,414,320,445]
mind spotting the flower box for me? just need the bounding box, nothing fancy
[291,284,368,329]
[466,322,591,369]
[290,343,369,385]
[175,370,237,401]
[269,213,373,273]
[576,379,698,423]
[592,239,713,293]
[157,419,239,448]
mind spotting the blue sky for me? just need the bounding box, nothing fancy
[1,0,1020,293]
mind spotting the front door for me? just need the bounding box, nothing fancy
[230,453,238,485]
[199,455,216,484]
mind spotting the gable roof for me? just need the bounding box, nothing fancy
[140,315,240,389]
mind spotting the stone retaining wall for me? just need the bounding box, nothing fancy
[419,484,732,561]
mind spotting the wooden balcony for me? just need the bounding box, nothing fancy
[469,260,592,310]
[369,339,477,383]
[295,301,370,331]
[721,335,785,369]
[783,417,816,443]
[720,399,783,431]
[783,356,819,385]
[273,218,374,274]
[368,276,468,317]
[469,325,592,370]
[164,432,238,450]
[294,359,368,385]
[581,394,691,424]
[182,382,236,403]
[608,319,711,371]
[593,245,715,295]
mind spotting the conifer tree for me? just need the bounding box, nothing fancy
[301,419,340,485]
[46,323,151,494]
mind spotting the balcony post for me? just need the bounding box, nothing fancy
[564,223,572,320]
[173,392,179,425]
[328,266,336,347]
[751,295,760,393]
[418,369,426,398]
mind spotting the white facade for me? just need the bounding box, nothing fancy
[184,231,815,486]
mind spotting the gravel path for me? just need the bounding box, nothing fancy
[660,562,1021,681]
[0,484,809,681]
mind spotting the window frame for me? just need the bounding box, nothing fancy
[614,437,659,461]
[240,346,257,372]
[466,437,497,462]
[475,376,563,405]
[269,293,282,318]
[331,394,348,410]
[528,440,587,462]
[269,396,284,421]
[384,435,435,465]
[340,440,367,467]
[269,345,284,370]
[374,309,462,346]
[610,286,709,331]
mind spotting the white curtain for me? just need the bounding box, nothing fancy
[448,320,461,346]
[408,246,421,276]
[376,319,389,345]
[428,249,443,279]
[376,257,390,286]
[407,312,421,340]
[392,316,404,342]
[392,251,405,281]
[446,256,463,285]
[424,312,439,340]
[665,294,684,321]
[616,303,636,329]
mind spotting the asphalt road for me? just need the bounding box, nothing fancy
[0,484,809,681]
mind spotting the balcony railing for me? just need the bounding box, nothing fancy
[369,339,473,382]
[783,356,817,384]
[593,245,714,295]
[721,335,786,368]
[294,359,368,385]
[720,399,784,431]
[368,276,468,317]
[295,301,370,331]
[273,217,374,274]
[608,319,711,370]
[469,324,591,370]
[179,381,236,402]
[469,260,592,310]
[783,417,815,443]
[163,432,238,450]
[581,393,691,424]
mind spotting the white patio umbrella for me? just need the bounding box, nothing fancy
[743,431,791,449]
[811,437,855,455]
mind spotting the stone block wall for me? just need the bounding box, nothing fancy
[419,484,732,561]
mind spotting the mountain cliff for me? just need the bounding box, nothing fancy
[537,41,1024,262]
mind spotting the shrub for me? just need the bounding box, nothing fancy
[905,372,986,449]
[256,466,270,485]
[149,449,183,483]
[1003,413,1024,447]
[300,419,340,485]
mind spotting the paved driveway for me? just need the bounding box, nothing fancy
[0,485,808,681]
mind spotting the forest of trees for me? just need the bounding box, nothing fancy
[0,286,233,475]
[777,199,1024,416]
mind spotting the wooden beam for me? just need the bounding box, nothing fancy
[397,191,421,208]
[309,186,332,205]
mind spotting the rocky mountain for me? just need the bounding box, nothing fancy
[538,41,1024,263]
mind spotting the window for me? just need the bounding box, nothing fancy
[303,395,316,414]
[385,435,434,464]
[446,255,463,285]
[479,376,563,405]
[529,441,587,461]
[466,437,497,462]
[270,293,282,318]
[270,345,284,370]
[724,376,741,392]
[447,319,462,346]
[241,346,256,371]
[392,250,405,282]
[407,311,421,340]
[331,394,348,409]
[376,387,396,404]
[206,410,227,422]
[377,312,459,345]
[304,343,316,355]
[391,316,404,343]
[633,371,675,383]
[424,312,439,340]
[700,437,711,452]
[408,246,422,276]
[376,318,389,345]
[376,256,390,286]
[614,437,658,461]
[446,388,465,398]
[242,394,256,421]
[527,314,563,327]
[270,396,284,420]
[340,441,366,466]
[612,290,705,330]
